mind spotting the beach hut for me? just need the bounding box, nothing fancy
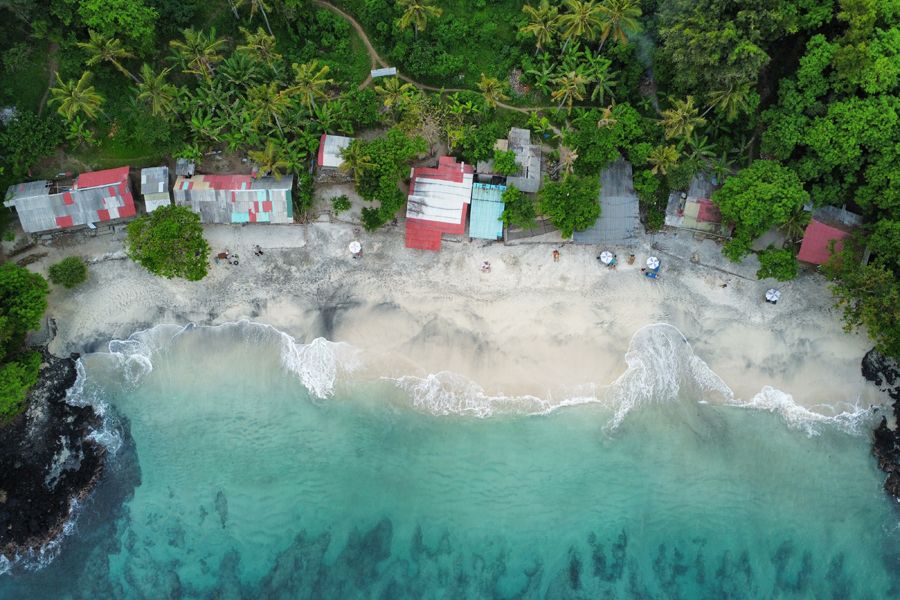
[469,183,506,241]
[664,173,730,237]
[797,206,862,265]
[405,156,474,251]
[172,173,294,224]
[476,127,542,193]
[317,134,354,169]
[140,166,171,213]
[3,166,136,233]
[573,157,640,244]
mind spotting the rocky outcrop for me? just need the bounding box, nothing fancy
[0,348,104,563]
[863,349,900,501]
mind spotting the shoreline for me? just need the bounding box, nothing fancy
[27,222,887,413]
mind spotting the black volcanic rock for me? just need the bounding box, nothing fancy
[863,349,900,501]
[0,348,105,562]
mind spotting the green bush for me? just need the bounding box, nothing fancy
[756,248,799,281]
[125,205,210,281]
[0,351,40,421]
[48,257,88,289]
[538,175,601,238]
[493,149,519,176]
[331,195,352,215]
[501,185,536,230]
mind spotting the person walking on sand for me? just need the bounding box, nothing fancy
[552,249,560,262]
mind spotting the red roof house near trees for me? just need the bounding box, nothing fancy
[404,156,474,251]
[797,207,862,265]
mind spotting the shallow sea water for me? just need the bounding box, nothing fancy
[1,322,898,599]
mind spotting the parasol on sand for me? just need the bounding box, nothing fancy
[599,251,614,265]
[647,256,660,270]
[349,241,362,254]
[766,288,781,303]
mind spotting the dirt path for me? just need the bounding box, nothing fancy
[313,0,558,125]
[37,42,60,117]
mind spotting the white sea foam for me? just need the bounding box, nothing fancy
[731,386,874,436]
[278,332,360,399]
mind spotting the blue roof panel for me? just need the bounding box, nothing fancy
[469,183,505,240]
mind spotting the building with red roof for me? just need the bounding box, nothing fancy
[797,206,862,265]
[172,173,294,224]
[405,156,474,251]
[4,166,135,233]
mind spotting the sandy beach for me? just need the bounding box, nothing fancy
[20,221,885,417]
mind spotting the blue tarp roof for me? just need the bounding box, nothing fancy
[469,183,505,240]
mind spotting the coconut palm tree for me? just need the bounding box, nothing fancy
[248,82,291,134]
[477,73,509,108]
[249,140,290,180]
[237,26,282,74]
[218,52,265,91]
[49,72,104,122]
[780,207,812,243]
[551,71,589,112]
[557,146,579,177]
[596,105,617,128]
[659,96,706,141]
[520,1,560,51]
[597,0,642,49]
[374,77,416,110]
[580,48,618,104]
[558,0,603,46]
[135,64,177,118]
[647,144,679,175]
[169,28,228,80]
[234,0,274,37]
[289,60,333,110]
[396,0,443,38]
[704,82,753,121]
[685,133,716,164]
[77,30,138,82]
[339,141,376,186]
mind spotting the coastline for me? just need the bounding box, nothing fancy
[28,222,887,413]
[0,348,104,567]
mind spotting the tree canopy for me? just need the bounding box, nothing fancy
[125,205,211,281]
[538,174,601,238]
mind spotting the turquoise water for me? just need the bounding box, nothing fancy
[1,322,898,598]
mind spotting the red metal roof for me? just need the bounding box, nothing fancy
[200,174,253,190]
[797,219,851,265]
[405,220,444,251]
[697,199,722,223]
[410,156,474,186]
[74,166,129,190]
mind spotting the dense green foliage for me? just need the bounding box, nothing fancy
[48,256,89,289]
[125,205,210,280]
[331,194,352,215]
[501,185,536,230]
[538,174,600,238]
[756,248,798,282]
[712,160,809,262]
[493,149,519,176]
[0,263,48,420]
[0,112,64,181]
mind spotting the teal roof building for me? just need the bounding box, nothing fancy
[469,183,506,240]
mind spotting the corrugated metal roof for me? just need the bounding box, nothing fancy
[573,157,639,244]
[469,183,505,240]
[141,166,169,195]
[797,219,851,264]
[75,166,129,190]
[371,67,397,78]
[317,134,354,168]
[505,127,541,193]
[172,173,293,224]
[405,157,474,225]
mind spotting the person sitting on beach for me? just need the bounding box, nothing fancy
[552,249,560,262]
[481,261,491,273]
[254,245,264,256]
[640,268,659,279]
[609,254,618,270]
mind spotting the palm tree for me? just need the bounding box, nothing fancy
[781,207,811,243]
[551,71,589,112]
[169,28,228,80]
[557,146,578,177]
[558,0,603,46]
[234,0,274,37]
[647,144,679,175]
[526,56,555,95]
[289,60,333,110]
[596,105,617,128]
[374,77,416,110]
[520,1,560,51]
[78,30,138,83]
[705,82,753,121]
[580,48,618,103]
[249,140,290,180]
[248,82,291,134]
[50,72,104,121]
[396,0,443,38]
[597,0,642,49]
[659,96,706,141]
[237,27,282,74]
[339,141,376,186]
[218,52,265,90]
[135,64,177,118]
[685,133,716,164]
[477,73,509,108]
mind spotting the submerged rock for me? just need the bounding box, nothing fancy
[863,349,900,501]
[0,348,104,564]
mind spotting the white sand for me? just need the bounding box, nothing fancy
[22,222,885,414]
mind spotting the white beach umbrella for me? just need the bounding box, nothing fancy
[647,256,660,270]
[600,251,614,265]
[349,240,362,254]
[766,288,781,303]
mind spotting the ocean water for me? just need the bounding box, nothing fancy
[1,321,898,599]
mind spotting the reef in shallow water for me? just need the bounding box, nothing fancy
[864,348,900,501]
[0,348,104,563]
